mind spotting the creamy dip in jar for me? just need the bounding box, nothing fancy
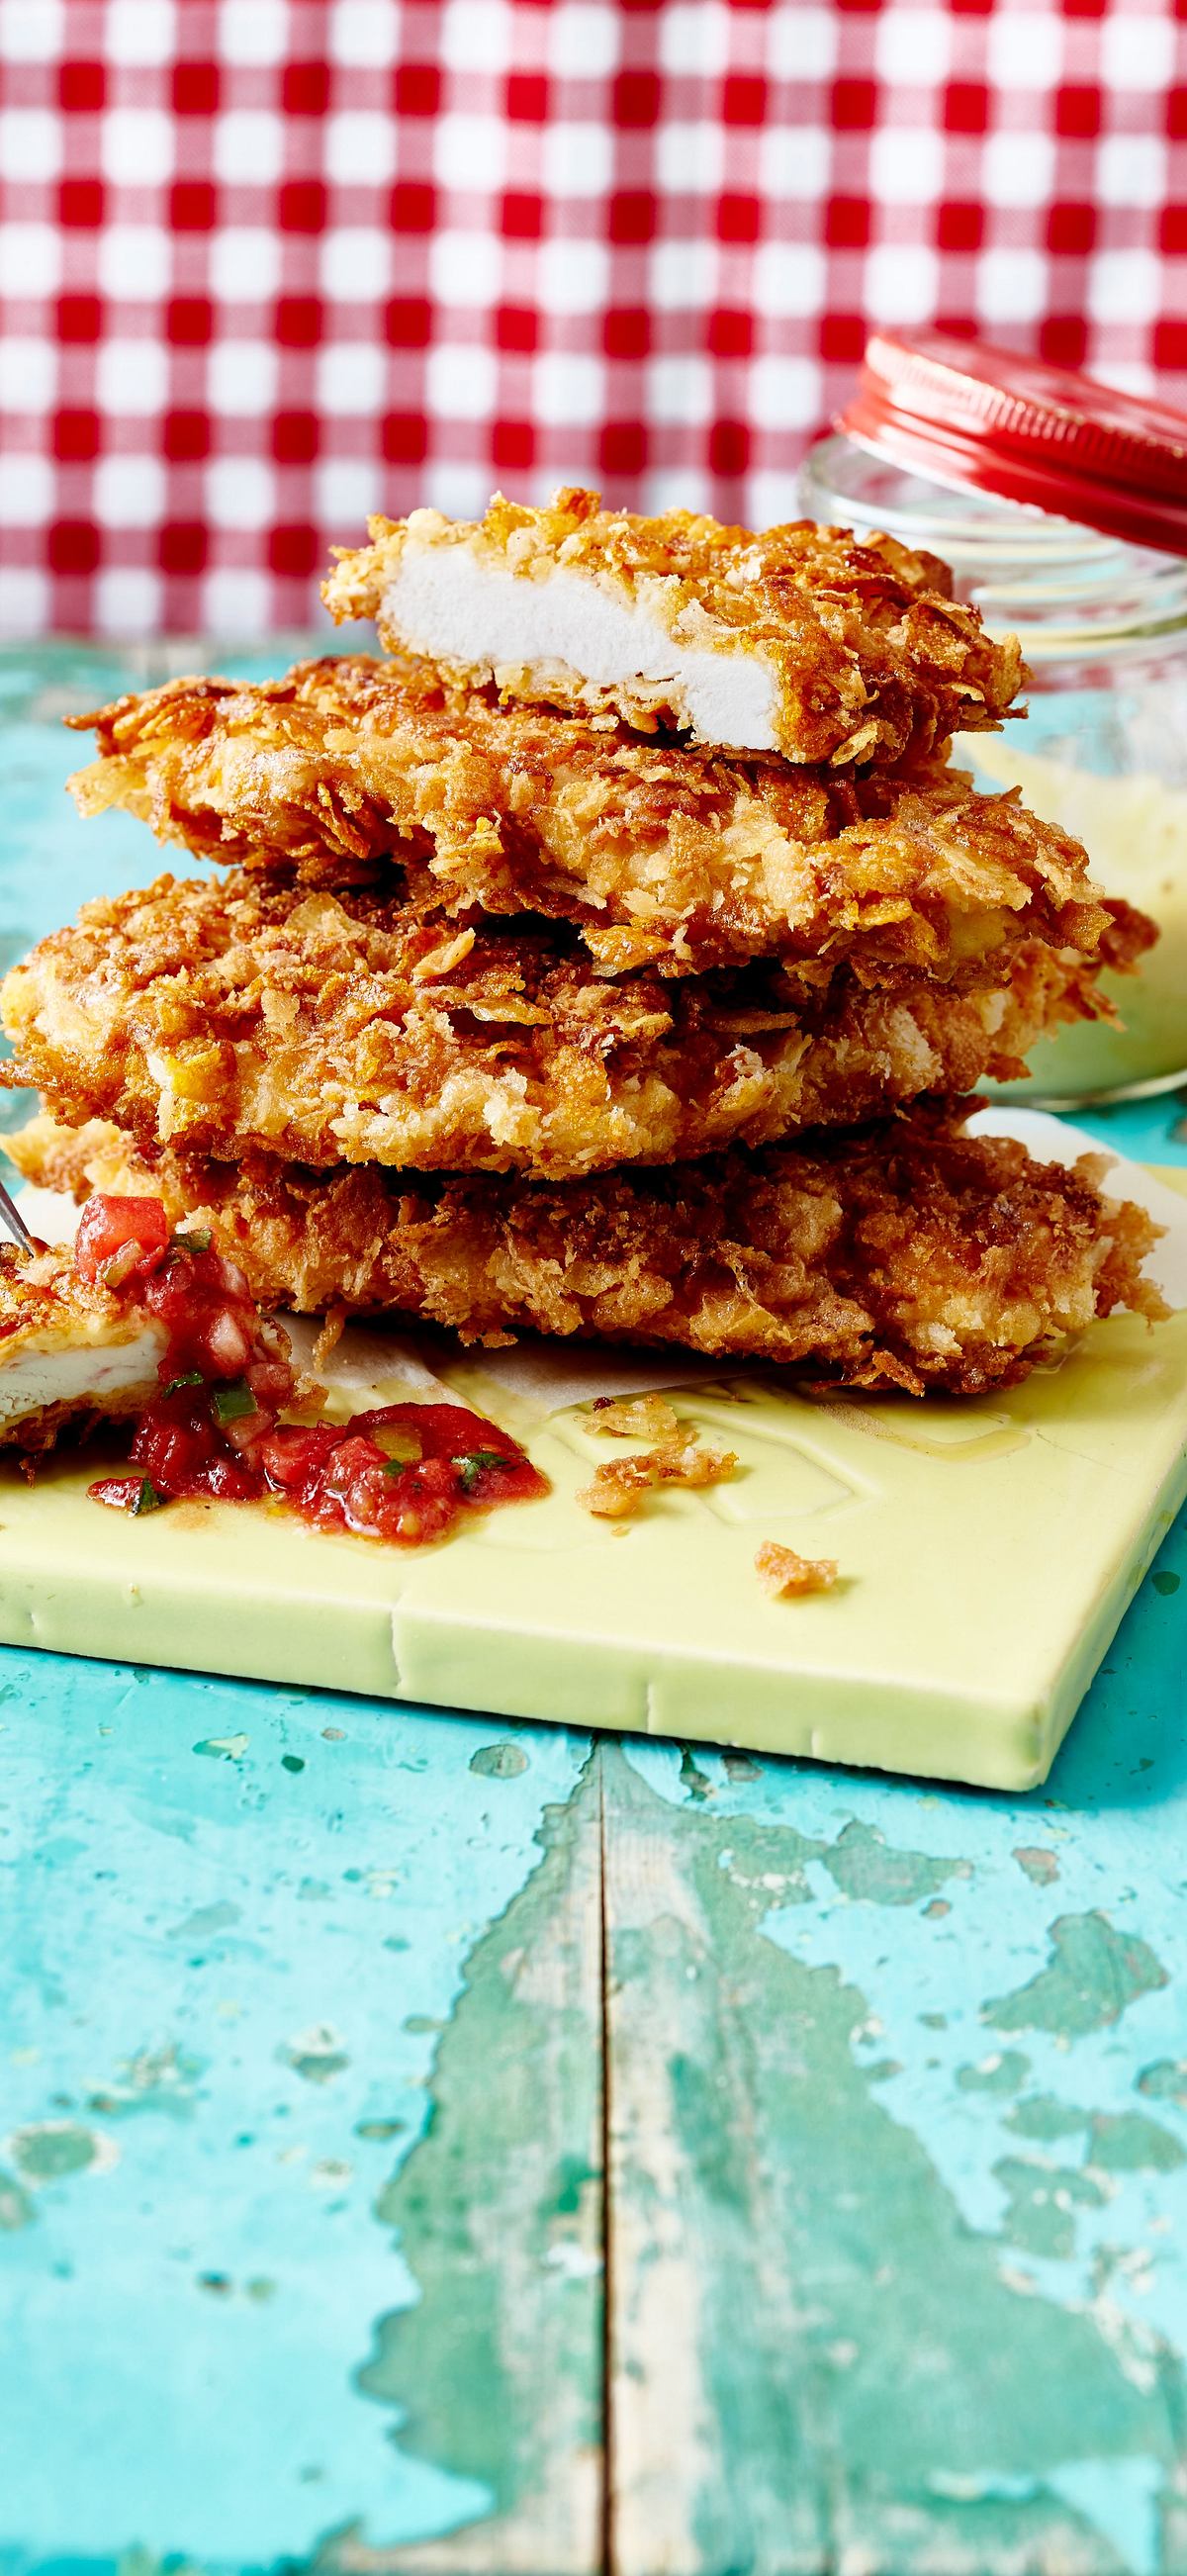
[799,333,1187,1103]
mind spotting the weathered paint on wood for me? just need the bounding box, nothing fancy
[0,1654,599,2570]
[601,1546,1187,2576]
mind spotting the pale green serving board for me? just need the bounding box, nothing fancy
[2,1119,1184,1794]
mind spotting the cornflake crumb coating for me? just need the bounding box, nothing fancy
[320,489,1025,766]
[67,658,1136,985]
[0,871,1111,1181]
[11,1107,1166,1400]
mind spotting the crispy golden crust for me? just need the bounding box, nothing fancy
[13,1109,1166,1398]
[0,1240,132,1341]
[0,870,1110,1181]
[321,490,1024,765]
[1,1395,130,1453]
[5,1114,147,1200]
[67,657,1130,983]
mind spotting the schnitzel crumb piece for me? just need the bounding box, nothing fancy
[577,1433,738,1518]
[756,1539,839,1598]
[588,1393,681,1440]
[311,1303,348,1369]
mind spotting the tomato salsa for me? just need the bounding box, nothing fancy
[80,1195,548,1545]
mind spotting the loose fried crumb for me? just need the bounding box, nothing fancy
[755,1539,839,1599]
[577,1433,738,1518]
[311,1302,348,1369]
[588,1393,682,1441]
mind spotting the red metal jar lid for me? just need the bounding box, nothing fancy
[839,330,1187,558]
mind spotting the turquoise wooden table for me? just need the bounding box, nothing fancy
[2,644,1186,2576]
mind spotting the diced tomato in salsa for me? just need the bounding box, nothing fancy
[354,1404,548,1505]
[245,1404,546,1544]
[129,1385,262,1501]
[74,1192,169,1286]
[81,1205,548,1549]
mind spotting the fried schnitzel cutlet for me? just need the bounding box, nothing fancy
[0,1200,300,1455]
[0,1238,170,1450]
[320,489,1024,764]
[10,1109,1164,1397]
[66,659,1135,985]
[0,871,1121,1180]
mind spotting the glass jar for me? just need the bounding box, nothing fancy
[799,415,1187,1106]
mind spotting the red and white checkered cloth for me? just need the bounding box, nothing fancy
[3,0,1187,638]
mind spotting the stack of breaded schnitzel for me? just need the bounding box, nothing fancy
[2,490,1168,1394]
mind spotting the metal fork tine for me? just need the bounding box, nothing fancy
[0,1170,38,1255]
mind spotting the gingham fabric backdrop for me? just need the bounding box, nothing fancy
[2,0,1186,636]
